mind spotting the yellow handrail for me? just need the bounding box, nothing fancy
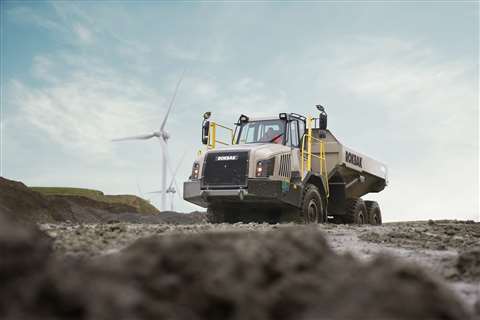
[208,121,234,149]
[300,117,329,197]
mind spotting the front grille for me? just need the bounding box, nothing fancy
[202,151,249,189]
[279,154,291,178]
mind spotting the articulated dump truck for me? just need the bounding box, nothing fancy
[183,106,388,224]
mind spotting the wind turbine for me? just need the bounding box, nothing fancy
[151,185,177,212]
[148,151,186,211]
[112,72,185,211]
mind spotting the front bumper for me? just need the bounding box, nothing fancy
[183,179,300,208]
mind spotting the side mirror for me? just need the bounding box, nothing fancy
[319,113,327,130]
[202,121,210,145]
[316,104,328,130]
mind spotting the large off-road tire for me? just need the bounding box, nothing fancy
[343,198,367,224]
[206,207,226,224]
[365,200,382,225]
[300,184,325,224]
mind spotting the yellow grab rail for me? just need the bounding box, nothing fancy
[208,121,234,149]
[300,117,329,197]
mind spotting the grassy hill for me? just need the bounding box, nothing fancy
[31,187,160,215]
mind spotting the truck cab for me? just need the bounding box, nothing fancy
[184,110,330,223]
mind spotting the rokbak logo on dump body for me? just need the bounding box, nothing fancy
[216,155,238,161]
[345,151,362,168]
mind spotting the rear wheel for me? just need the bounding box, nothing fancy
[365,200,382,225]
[344,198,367,224]
[300,184,325,224]
[206,207,226,224]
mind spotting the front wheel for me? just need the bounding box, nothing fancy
[206,207,226,224]
[300,184,326,224]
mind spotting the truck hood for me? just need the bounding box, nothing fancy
[207,143,291,160]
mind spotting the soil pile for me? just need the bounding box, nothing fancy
[0,177,58,223]
[0,177,204,224]
[457,247,480,279]
[0,177,165,223]
[32,187,160,214]
[0,211,472,320]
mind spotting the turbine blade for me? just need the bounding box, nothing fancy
[160,69,186,132]
[111,133,155,142]
[147,190,164,194]
[167,150,188,189]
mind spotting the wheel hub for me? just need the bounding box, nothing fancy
[307,200,317,222]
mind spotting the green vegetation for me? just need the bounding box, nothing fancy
[31,187,160,214]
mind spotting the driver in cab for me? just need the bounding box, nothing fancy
[262,127,283,144]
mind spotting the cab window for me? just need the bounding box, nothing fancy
[298,120,305,146]
[237,120,286,144]
[288,120,299,147]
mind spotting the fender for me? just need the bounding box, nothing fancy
[301,172,328,213]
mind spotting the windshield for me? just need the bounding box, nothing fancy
[236,120,286,144]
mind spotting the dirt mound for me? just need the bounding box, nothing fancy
[0,177,56,223]
[0,209,471,320]
[0,209,52,277]
[0,177,165,224]
[32,187,160,214]
[457,247,480,279]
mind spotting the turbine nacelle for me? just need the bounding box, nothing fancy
[160,131,170,141]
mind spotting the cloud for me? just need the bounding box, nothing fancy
[324,37,477,150]
[32,55,57,82]
[8,6,62,32]
[8,55,166,163]
[8,3,97,47]
[162,44,199,61]
[216,78,288,118]
[73,23,93,44]
[318,37,479,220]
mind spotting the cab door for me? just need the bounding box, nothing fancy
[286,119,304,180]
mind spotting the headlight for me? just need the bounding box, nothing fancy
[190,162,200,180]
[255,158,275,177]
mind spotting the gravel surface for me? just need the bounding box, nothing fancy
[40,220,480,317]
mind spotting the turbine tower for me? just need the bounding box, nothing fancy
[112,72,184,211]
[148,151,186,211]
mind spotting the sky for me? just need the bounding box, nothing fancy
[1,1,478,221]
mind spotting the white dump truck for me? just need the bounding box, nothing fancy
[183,106,388,224]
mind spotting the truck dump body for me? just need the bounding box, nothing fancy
[310,129,388,199]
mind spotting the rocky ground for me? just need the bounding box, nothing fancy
[1,177,479,319]
[39,219,480,319]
